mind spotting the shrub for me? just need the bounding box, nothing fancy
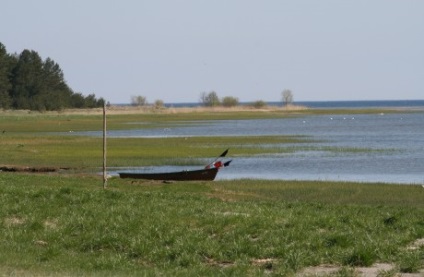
[200,91,220,107]
[154,99,164,109]
[221,96,239,107]
[131,95,147,106]
[252,100,267,109]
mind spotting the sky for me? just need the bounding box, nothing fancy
[1,0,423,104]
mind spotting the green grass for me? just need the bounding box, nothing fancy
[0,174,423,276]
[1,131,387,169]
[0,134,316,168]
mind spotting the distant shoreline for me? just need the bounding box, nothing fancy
[117,99,424,109]
[96,99,424,115]
[1,100,423,116]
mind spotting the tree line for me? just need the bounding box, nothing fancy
[200,90,294,108]
[0,42,104,111]
[131,90,294,109]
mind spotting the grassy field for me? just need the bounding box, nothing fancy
[0,107,423,276]
[1,174,423,276]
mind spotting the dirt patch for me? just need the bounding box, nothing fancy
[298,264,340,276]
[298,263,424,277]
[4,216,26,227]
[33,240,48,247]
[251,258,275,266]
[407,238,424,251]
[203,256,234,268]
[218,211,251,217]
[44,219,59,230]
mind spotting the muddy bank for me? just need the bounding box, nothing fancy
[0,165,70,173]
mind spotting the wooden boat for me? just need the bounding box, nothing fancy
[118,149,231,181]
[119,167,219,181]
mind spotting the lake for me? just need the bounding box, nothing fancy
[83,111,424,184]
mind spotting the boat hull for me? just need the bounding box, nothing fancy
[118,167,219,181]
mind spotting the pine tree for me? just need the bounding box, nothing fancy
[2,41,104,110]
[10,49,44,109]
[0,43,13,108]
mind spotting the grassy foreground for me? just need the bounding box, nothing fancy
[1,173,423,276]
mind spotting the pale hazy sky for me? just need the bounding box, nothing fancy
[2,0,423,104]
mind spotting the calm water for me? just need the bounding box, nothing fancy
[81,111,424,184]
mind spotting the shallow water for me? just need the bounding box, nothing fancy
[91,112,424,184]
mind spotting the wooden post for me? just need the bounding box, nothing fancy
[103,103,107,189]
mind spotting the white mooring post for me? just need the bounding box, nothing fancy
[103,103,107,189]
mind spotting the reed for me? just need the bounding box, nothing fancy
[0,106,407,132]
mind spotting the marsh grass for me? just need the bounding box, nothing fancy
[0,174,423,276]
[0,134,314,168]
[1,132,385,169]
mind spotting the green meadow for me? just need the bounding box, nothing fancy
[1,108,423,276]
[1,175,423,276]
